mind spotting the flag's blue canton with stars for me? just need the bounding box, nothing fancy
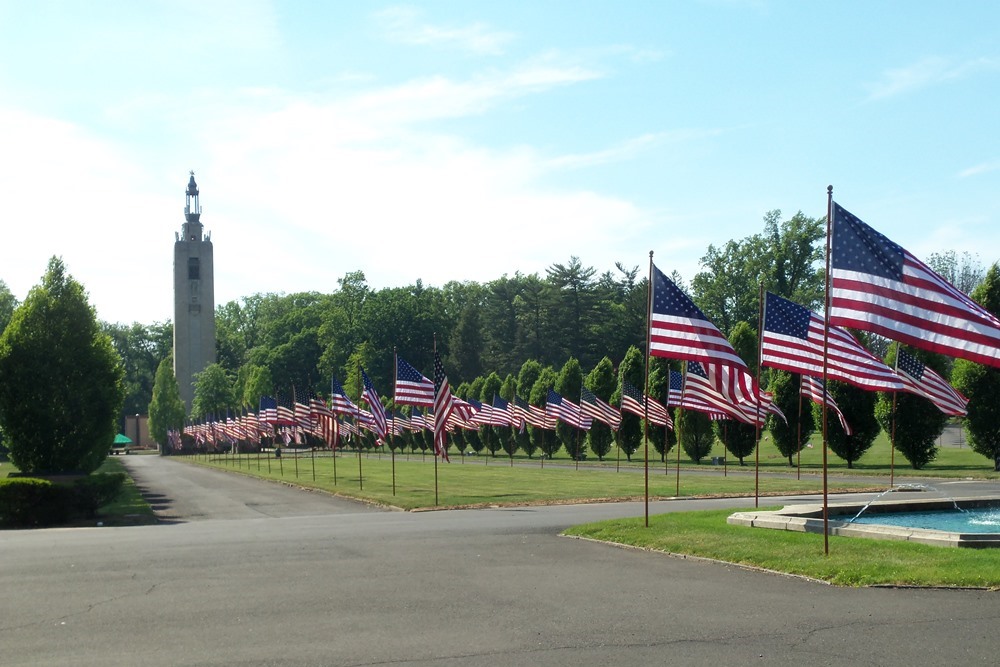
[800,375,852,435]
[668,370,683,406]
[830,202,1000,368]
[649,263,749,369]
[761,291,904,391]
[361,368,387,442]
[895,347,969,416]
[395,355,435,406]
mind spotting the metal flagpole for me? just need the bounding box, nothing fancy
[356,369,363,491]
[433,334,439,507]
[891,344,900,488]
[754,281,764,508]
[391,349,397,496]
[643,251,654,526]
[796,376,803,480]
[821,185,834,556]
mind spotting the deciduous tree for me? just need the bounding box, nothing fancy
[0,258,125,473]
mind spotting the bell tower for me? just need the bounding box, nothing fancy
[173,171,216,411]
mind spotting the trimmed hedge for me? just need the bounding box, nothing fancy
[0,473,125,527]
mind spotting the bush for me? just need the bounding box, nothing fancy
[0,478,73,527]
[73,473,125,517]
[0,472,124,527]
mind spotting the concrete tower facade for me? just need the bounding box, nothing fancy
[173,172,216,411]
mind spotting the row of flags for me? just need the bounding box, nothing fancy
[646,200,981,440]
[177,200,986,458]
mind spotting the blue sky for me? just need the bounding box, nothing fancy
[2,1,998,325]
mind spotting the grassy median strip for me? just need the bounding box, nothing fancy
[190,452,880,510]
[563,508,1000,588]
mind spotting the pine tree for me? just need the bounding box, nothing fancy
[875,344,949,469]
[953,263,1000,470]
[585,357,616,460]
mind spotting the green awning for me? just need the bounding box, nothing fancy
[114,433,132,444]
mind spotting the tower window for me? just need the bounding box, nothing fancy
[188,257,200,280]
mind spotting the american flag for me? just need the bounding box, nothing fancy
[410,407,430,431]
[329,376,358,416]
[490,395,515,427]
[309,392,333,419]
[395,355,435,406]
[259,396,278,424]
[895,347,969,416]
[514,395,554,429]
[762,291,905,391]
[471,396,510,427]
[293,392,313,430]
[361,369,388,444]
[649,263,750,369]
[432,352,454,461]
[275,394,296,426]
[579,386,622,429]
[800,374,852,435]
[545,389,593,430]
[830,203,1000,369]
[682,362,763,425]
[620,380,672,429]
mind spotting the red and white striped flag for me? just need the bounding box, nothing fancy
[830,203,1000,368]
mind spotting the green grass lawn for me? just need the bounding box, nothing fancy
[188,448,884,510]
[94,458,157,525]
[563,507,1000,588]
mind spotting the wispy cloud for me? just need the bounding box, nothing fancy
[547,129,723,170]
[866,56,1000,100]
[958,160,1000,179]
[375,6,515,55]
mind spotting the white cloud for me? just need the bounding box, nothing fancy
[866,56,1000,100]
[0,107,175,324]
[375,6,515,55]
[958,160,1000,179]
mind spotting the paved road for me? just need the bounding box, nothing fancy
[1,457,997,666]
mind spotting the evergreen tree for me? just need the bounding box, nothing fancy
[585,357,616,460]
[677,409,714,463]
[815,379,880,468]
[447,302,485,385]
[530,367,560,459]
[148,354,186,453]
[463,376,485,455]
[615,346,644,461]
[515,361,544,458]
[0,258,125,473]
[479,372,503,457]
[497,373,518,458]
[875,344,949,469]
[716,321,759,464]
[555,358,585,460]
[953,263,1000,470]
[767,371,813,466]
[647,357,677,461]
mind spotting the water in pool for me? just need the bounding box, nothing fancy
[845,507,1000,534]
